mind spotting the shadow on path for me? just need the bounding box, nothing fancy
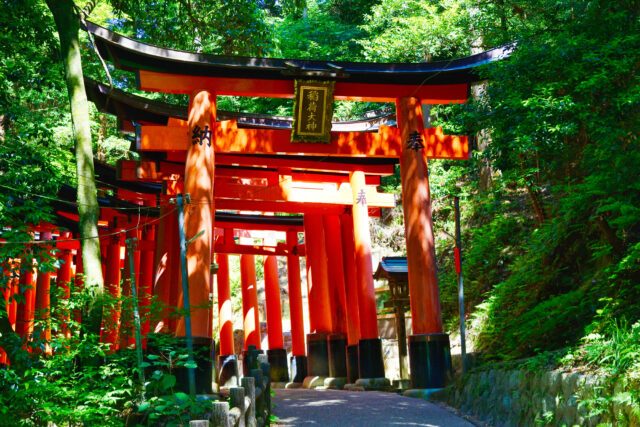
[273,388,473,427]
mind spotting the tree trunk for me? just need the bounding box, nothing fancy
[45,0,104,296]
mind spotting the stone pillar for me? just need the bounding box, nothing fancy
[349,171,385,380]
[264,251,288,383]
[303,214,331,378]
[101,234,122,352]
[340,212,361,383]
[286,230,307,383]
[397,96,450,389]
[216,253,238,387]
[323,215,348,380]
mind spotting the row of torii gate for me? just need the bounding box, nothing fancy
[3,21,512,392]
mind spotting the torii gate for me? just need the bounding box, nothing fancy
[84,21,512,391]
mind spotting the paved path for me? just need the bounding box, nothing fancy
[272,388,473,427]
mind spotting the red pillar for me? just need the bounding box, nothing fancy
[303,214,332,333]
[153,203,177,333]
[323,215,348,335]
[73,252,84,327]
[121,228,141,349]
[139,224,155,344]
[177,88,215,339]
[101,234,122,351]
[396,97,443,334]
[264,253,283,350]
[16,258,36,339]
[349,172,378,340]
[56,237,73,340]
[340,213,361,347]
[240,254,260,349]
[35,232,52,354]
[216,253,234,355]
[286,231,305,356]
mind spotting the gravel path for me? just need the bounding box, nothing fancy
[272,388,474,427]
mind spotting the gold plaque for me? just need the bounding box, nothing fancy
[292,80,335,143]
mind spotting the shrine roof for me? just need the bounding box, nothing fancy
[85,78,394,131]
[374,256,408,282]
[86,21,514,86]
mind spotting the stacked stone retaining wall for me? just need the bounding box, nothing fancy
[432,368,639,426]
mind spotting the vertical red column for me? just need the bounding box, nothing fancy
[240,254,260,350]
[101,234,122,352]
[397,97,443,334]
[323,215,347,334]
[286,231,307,382]
[264,254,283,350]
[153,201,177,333]
[73,252,84,327]
[139,224,155,345]
[178,88,215,341]
[303,214,332,378]
[35,231,52,354]
[350,171,386,380]
[16,258,36,339]
[121,228,141,348]
[286,231,305,356]
[56,236,73,340]
[349,172,378,340]
[216,253,233,355]
[340,212,361,383]
[397,97,450,389]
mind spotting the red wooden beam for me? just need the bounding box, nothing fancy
[138,122,468,160]
[214,241,305,257]
[137,70,469,104]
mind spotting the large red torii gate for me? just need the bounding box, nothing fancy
[80,22,513,391]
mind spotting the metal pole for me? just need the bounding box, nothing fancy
[125,237,146,397]
[454,196,467,374]
[175,193,197,397]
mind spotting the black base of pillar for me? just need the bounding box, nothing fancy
[290,355,307,383]
[358,338,385,379]
[306,332,330,377]
[173,336,215,395]
[408,333,452,389]
[242,347,264,376]
[267,348,289,382]
[217,354,239,387]
[346,344,359,383]
[327,333,348,378]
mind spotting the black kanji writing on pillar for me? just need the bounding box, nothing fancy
[292,246,299,256]
[406,130,424,151]
[191,125,212,147]
[356,189,367,206]
[343,206,352,215]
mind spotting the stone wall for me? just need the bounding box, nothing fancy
[432,368,640,426]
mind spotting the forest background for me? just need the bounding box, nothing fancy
[0,0,639,424]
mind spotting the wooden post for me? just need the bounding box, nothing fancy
[349,171,378,340]
[216,253,234,355]
[139,224,155,345]
[241,376,256,427]
[302,214,332,333]
[211,401,230,427]
[339,213,361,346]
[323,215,348,335]
[101,234,122,351]
[35,231,52,354]
[286,231,305,356]
[177,88,215,339]
[152,202,177,333]
[241,254,260,349]
[264,252,283,350]
[230,387,246,427]
[396,97,443,334]
[350,171,385,379]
